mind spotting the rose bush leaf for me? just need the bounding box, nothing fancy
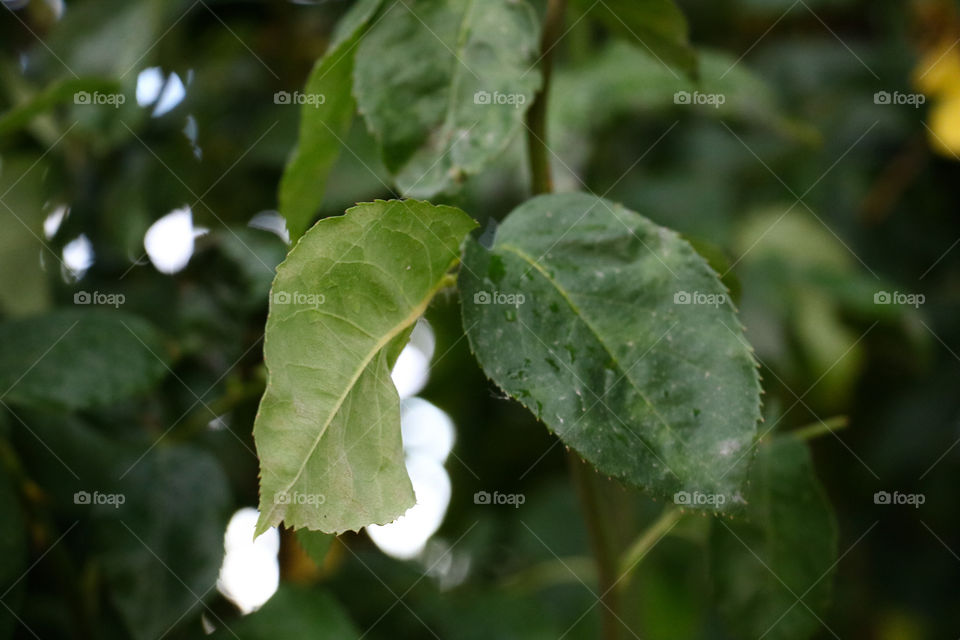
[459,192,761,506]
[277,0,383,242]
[353,0,542,198]
[709,434,838,640]
[254,199,476,535]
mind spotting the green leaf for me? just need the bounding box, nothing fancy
[95,446,231,640]
[254,200,477,535]
[0,155,52,317]
[211,587,359,639]
[459,193,761,506]
[278,0,383,242]
[0,77,123,137]
[296,530,334,568]
[709,435,838,640]
[571,0,697,78]
[353,0,542,198]
[551,41,818,146]
[0,310,169,411]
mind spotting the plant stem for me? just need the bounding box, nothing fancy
[790,415,849,442]
[526,0,567,195]
[524,2,623,635]
[618,506,684,586]
[568,455,620,640]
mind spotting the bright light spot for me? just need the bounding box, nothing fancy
[144,206,206,274]
[391,319,435,399]
[217,508,279,614]
[392,345,430,399]
[183,114,202,160]
[422,538,472,590]
[400,397,455,463]
[62,234,93,280]
[366,455,451,560]
[136,67,165,107]
[152,72,186,117]
[43,204,69,239]
[409,318,436,360]
[44,0,64,19]
[248,211,290,244]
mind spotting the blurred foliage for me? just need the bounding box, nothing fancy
[1,0,959,638]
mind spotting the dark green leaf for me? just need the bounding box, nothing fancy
[459,193,761,506]
[709,435,838,640]
[0,310,169,411]
[95,446,231,640]
[211,587,359,639]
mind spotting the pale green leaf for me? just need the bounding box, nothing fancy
[709,435,838,640]
[459,193,761,506]
[353,0,541,198]
[254,200,477,535]
[278,0,383,242]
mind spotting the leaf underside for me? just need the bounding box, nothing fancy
[459,193,761,508]
[254,199,476,535]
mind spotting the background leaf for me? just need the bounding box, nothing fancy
[0,310,169,411]
[254,199,476,535]
[211,586,359,639]
[570,0,697,78]
[709,434,838,640]
[277,0,383,242]
[353,0,542,198]
[94,446,231,640]
[459,192,761,506]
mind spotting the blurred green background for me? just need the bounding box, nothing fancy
[1,0,958,638]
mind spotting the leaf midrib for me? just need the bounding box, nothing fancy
[498,242,674,433]
[263,265,454,522]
